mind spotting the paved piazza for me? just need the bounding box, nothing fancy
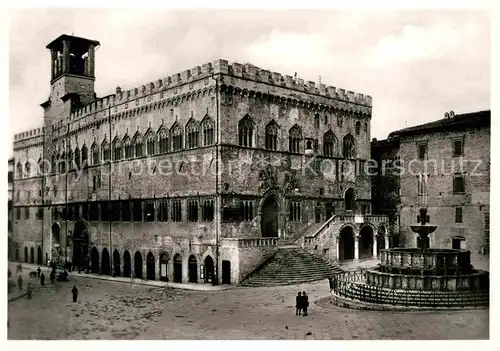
[7,272,488,340]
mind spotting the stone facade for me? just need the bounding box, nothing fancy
[12,34,381,285]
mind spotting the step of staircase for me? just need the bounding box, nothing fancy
[239,248,343,287]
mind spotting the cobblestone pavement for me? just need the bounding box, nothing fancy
[7,273,489,340]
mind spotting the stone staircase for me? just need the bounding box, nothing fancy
[239,248,344,287]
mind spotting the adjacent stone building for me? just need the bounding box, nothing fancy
[372,110,490,259]
[12,34,388,285]
[8,157,15,260]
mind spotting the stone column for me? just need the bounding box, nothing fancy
[155,254,160,281]
[354,235,359,260]
[62,40,70,74]
[88,44,95,77]
[335,235,340,261]
[182,256,189,283]
[384,235,390,249]
[167,259,174,282]
[51,49,57,80]
[372,233,378,258]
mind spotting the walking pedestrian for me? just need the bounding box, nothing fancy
[50,270,55,284]
[302,291,309,316]
[37,266,41,277]
[17,275,23,291]
[40,272,45,286]
[27,282,33,299]
[295,292,302,315]
[71,286,79,303]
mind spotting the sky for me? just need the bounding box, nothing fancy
[8,9,490,153]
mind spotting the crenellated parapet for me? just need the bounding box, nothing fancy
[13,127,45,150]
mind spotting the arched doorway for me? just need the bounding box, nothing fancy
[261,195,279,238]
[113,249,121,276]
[101,248,110,275]
[37,246,42,265]
[222,260,231,285]
[90,247,99,273]
[134,251,143,279]
[359,226,374,259]
[146,252,155,280]
[72,220,89,269]
[345,188,356,212]
[173,254,182,283]
[339,226,355,261]
[24,247,28,263]
[204,255,214,283]
[159,253,169,281]
[188,255,198,283]
[51,223,60,242]
[30,247,35,264]
[123,250,131,277]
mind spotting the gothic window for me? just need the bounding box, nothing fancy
[133,200,142,222]
[91,143,99,165]
[186,119,200,149]
[323,130,337,157]
[171,124,183,151]
[111,201,120,221]
[134,133,143,158]
[171,200,182,222]
[265,120,279,151]
[342,134,356,159]
[289,202,301,222]
[157,200,169,222]
[74,147,81,169]
[81,144,88,168]
[314,114,320,129]
[89,202,99,221]
[59,152,66,173]
[100,201,109,221]
[121,201,131,221]
[24,161,31,177]
[202,199,214,222]
[355,121,361,135]
[16,162,23,178]
[101,141,110,162]
[37,157,43,175]
[240,200,253,221]
[187,200,199,222]
[67,149,73,170]
[288,125,302,153]
[113,138,122,161]
[202,116,215,146]
[146,131,156,155]
[123,136,132,158]
[158,128,169,153]
[238,115,254,147]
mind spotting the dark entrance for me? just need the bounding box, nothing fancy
[452,236,465,250]
[359,226,374,259]
[123,250,132,277]
[339,226,355,261]
[261,196,279,238]
[159,253,169,281]
[90,247,99,273]
[188,255,198,283]
[37,246,43,265]
[24,247,28,263]
[101,248,110,275]
[72,221,89,268]
[344,188,356,212]
[52,223,60,242]
[146,252,155,280]
[222,260,231,285]
[204,255,214,283]
[134,251,143,279]
[173,254,182,283]
[15,248,19,262]
[325,202,335,220]
[113,249,121,276]
[30,247,35,264]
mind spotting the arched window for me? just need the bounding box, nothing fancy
[67,149,73,170]
[113,137,122,161]
[59,152,66,173]
[158,128,169,153]
[24,161,31,177]
[146,131,155,155]
[323,130,337,157]
[342,134,356,159]
[171,124,183,151]
[288,125,302,153]
[314,114,320,129]
[74,147,81,169]
[238,115,254,147]
[91,143,99,165]
[81,144,88,168]
[123,136,132,158]
[51,154,57,173]
[37,157,43,175]
[324,115,328,125]
[265,121,279,151]
[102,140,110,162]
[16,162,23,178]
[355,121,361,135]
[133,133,143,157]
[186,119,199,149]
[201,116,214,146]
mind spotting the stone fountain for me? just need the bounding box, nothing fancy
[331,200,489,309]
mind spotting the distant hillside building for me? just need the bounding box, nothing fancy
[12,34,388,285]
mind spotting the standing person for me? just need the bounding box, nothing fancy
[37,266,41,277]
[40,272,45,286]
[17,275,23,291]
[71,286,79,303]
[50,270,55,284]
[295,292,302,315]
[302,291,309,316]
[27,282,33,299]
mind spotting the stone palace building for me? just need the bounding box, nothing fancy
[11,34,390,285]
